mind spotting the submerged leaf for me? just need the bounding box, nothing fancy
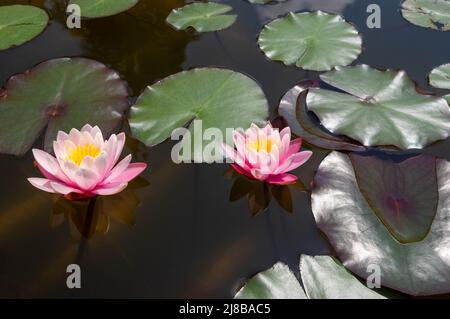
[307,65,450,149]
[166,2,236,32]
[0,58,129,156]
[312,152,450,296]
[68,0,139,18]
[0,5,48,50]
[401,0,450,31]
[129,68,268,162]
[258,11,362,71]
[429,63,450,89]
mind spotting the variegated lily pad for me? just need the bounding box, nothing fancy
[312,151,450,296]
[401,0,450,31]
[429,63,450,89]
[68,0,139,18]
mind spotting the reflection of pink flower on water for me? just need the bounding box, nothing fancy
[223,123,312,185]
[28,125,147,198]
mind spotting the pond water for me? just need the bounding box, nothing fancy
[0,0,450,298]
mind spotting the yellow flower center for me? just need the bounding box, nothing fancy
[67,144,101,166]
[247,138,273,153]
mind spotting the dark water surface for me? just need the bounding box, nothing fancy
[0,0,450,298]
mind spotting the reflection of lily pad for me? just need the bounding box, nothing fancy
[0,58,129,156]
[129,68,268,162]
[401,0,450,31]
[235,255,384,299]
[166,3,236,32]
[258,11,362,71]
[68,0,139,18]
[429,63,450,89]
[312,151,450,296]
[0,5,49,50]
[307,65,450,149]
[279,82,366,152]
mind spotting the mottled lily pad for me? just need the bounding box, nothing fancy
[258,11,362,71]
[307,65,450,149]
[68,0,139,18]
[129,68,268,162]
[312,151,450,296]
[235,255,384,299]
[401,0,450,31]
[166,2,236,32]
[0,5,49,50]
[279,82,366,152]
[0,58,128,156]
[429,63,450,89]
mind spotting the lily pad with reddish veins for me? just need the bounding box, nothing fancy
[0,58,129,156]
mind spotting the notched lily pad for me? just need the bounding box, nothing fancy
[129,68,268,162]
[429,63,450,89]
[0,58,129,156]
[278,82,366,152]
[258,11,362,71]
[312,151,450,296]
[307,65,450,149]
[0,5,49,50]
[235,255,385,299]
[166,2,236,32]
[401,0,450,31]
[68,0,139,18]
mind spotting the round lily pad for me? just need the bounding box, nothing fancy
[312,151,450,296]
[129,68,268,162]
[68,0,139,18]
[278,82,366,152]
[0,58,129,156]
[166,2,236,32]
[429,63,450,89]
[401,0,450,31]
[0,5,49,50]
[235,255,385,299]
[258,11,362,71]
[306,65,450,149]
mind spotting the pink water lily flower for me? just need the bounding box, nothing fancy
[28,125,147,198]
[223,123,312,185]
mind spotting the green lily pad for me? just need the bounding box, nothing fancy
[279,82,366,152]
[235,255,385,299]
[401,0,450,31]
[429,63,450,89]
[166,2,236,32]
[307,65,450,149]
[0,5,49,50]
[312,151,450,296]
[129,68,268,162]
[0,58,129,156]
[68,0,139,18]
[258,11,362,71]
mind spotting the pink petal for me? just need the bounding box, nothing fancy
[289,138,303,154]
[73,168,101,190]
[230,164,254,179]
[32,149,70,184]
[250,168,269,181]
[93,182,128,196]
[266,173,298,185]
[28,178,55,193]
[275,151,313,174]
[104,162,147,184]
[103,155,132,184]
[50,181,84,195]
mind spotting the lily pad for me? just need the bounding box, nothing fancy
[0,58,129,156]
[0,5,49,50]
[429,63,450,89]
[129,68,268,162]
[311,151,450,296]
[247,0,284,4]
[235,255,385,299]
[68,0,139,18]
[166,3,236,32]
[306,65,450,149]
[279,82,366,152]
[258,11,362,71]
[401,0,450,31]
